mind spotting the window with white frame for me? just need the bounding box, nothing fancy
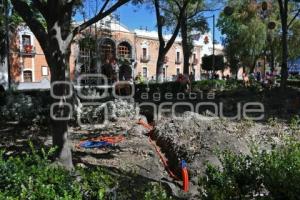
[42,66,48,76]
[176,51,180,62]
[142,67,147,78]
[22,35,31,46]
[142,47,147,58]
[176,68,180,75]
[23,70,32,82]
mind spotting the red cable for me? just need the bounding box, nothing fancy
[137,120,181,181]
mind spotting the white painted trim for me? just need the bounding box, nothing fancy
[141,41,150,57]
[20,57,24,82]
[18,27,36,83]
[142,66,148,78]
[32,56,35,82]
[22,68,33,83]
[18,31,35,50]
[175,46,181,52]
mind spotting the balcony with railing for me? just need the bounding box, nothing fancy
[140,55,151,63]
[175,58,182,64]
[20,44,36,56]
[164,56,169,64]
[192,58,199,65]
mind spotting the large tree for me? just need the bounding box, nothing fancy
[11,0,138,169]
[165,0,208,75]
[153,0,189,82]
[218,0,267,74]
[178,1,208,76]
[261,2,300,73]
[277,0,300,88]
[163,0,216,76]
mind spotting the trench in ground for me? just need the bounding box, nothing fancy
[139,106,183,180]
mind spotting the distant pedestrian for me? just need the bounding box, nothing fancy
[176,73,190,92]
[256,71,261,82]
[242,73,250,87]
[189,72,195,82]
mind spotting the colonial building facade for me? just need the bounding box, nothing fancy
[5,16,224,90]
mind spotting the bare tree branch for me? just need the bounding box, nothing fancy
[99,0,111,14]
[187,8,221,20]
[71,0,130,37]
[154,0,164,45]
[164,0,190,52]
[288,9,300,29]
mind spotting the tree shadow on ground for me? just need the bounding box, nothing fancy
[77,162,182,200]
[0,122,51,157]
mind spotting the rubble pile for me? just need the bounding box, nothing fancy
[71,104,291,199]
[75,99,140,126]
[153,112,290,186]
[107,99,140,121]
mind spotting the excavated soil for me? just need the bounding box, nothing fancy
[66,99,295,199]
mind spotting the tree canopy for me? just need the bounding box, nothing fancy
[218,0,267,73]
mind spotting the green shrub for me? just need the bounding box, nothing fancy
[260,140,300,200]
[135,79,258,97]
[199,151,263,200]
[0,144,172,199]
[287,80,300,88]
[289,115,300,135]
[192,80,227,91]
[0,91,49,124]
[144,183,173,200]
[199,139,300,200]
[0,144,114,200]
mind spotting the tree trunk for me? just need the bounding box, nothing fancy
[279,0,289,89]
[181,16,190,76]
[250,58,257,73]
[46,45,73,170]
[156,48,165,83]
[281,18,288,89]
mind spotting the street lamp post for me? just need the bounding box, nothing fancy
[212,15,215,75]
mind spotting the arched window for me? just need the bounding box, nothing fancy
[23,70,32,82]
[118,42,131,58]
[100,38,116,61]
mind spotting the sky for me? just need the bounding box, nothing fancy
[117,3,223,43]
[75,2,223,43]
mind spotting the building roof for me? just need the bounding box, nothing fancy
[134,29,182,42]
[56,16,224,51]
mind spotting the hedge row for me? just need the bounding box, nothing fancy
[199,139,300,200]
[287,80,300,88]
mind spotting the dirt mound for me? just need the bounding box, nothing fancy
[154,112,249,176]
[153,112,290,197]
[72,99,291,199]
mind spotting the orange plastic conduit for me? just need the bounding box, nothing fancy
[137,120,181,181]
[181,160,189,192]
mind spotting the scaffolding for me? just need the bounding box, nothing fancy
[78,13,121,85]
